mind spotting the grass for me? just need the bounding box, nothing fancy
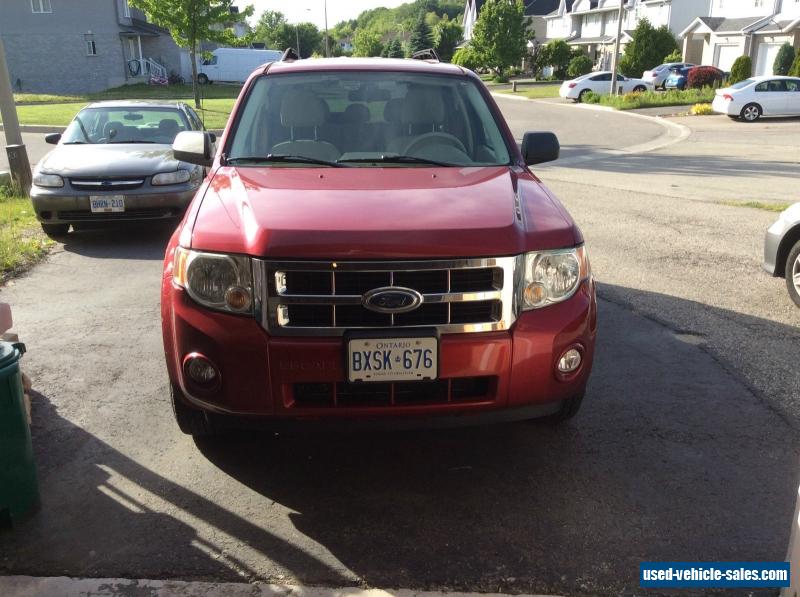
[0,188,52,281]
[583,87,717,110]
[720,200,790,213]
[497,84,561,99]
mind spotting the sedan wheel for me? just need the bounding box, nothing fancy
[633,85,646,93]
[741,103,762,122]
[786,240,800,308]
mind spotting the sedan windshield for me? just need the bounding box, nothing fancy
[227,71,512,167]
[730,78,756,90]
[61,107,190,145]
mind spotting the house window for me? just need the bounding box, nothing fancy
[31,0,52,13]
[754,0,763,7]
[123,0,130,18]
[84,34,97,56]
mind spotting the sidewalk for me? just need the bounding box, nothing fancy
[0,577,560,597]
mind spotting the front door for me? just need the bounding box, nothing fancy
[754,79,788,115]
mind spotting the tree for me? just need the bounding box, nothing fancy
[386,38,405,59]
[270,22,322,58]
[408,11,433,55]
[618,18,678,78]
[663,49,682,63]
[352,29,384,57]
[540,39,572,79]
[790,49,800,77]
[773,43,795,76]
[567,54,593,78]
[253,10,287,49]
[470,0,528,77]
[130,0,253,108]
[452,46,482,71]
[433,15,463,62]
[729,55,752,85]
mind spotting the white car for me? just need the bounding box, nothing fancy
[642,62,695,89]
[559,71,652,102]
[712,76,800,121]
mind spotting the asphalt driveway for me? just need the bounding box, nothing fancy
[0,101,798,597]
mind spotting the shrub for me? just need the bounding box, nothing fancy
[729,55,752,84]
[452,46,482,72]
[663,49,682,64]
[567,54,593,78]
[583,91,600,104]
[540,39,572,79]
[687,66,723,89]
[622,91,644,102]
[791,50,800,77]
[774,43,795,76]
[690,103,714,116]
[618,18,679,77]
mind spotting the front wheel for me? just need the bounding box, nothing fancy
[633,85,646,93]
[171,384,218,436]
[741,103,762,122]
[785,240,800,308]
[197,73,209,85]
[40,223,69,239]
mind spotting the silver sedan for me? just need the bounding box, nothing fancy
[764,202,800,307]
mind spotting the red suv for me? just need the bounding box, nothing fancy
[162,55,597,435]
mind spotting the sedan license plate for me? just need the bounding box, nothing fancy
[89,195,125,213]
[348,337,437,383]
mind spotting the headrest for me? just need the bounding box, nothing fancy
[280,90,328,128]
[104,121,124,139]
[401,88,444,125]
[159,119,180,133]
[343,103,370,124]
[383,98,403,123]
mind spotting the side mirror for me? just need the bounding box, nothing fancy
[173,131,215,167]
[521,132,560,166]
[45,133,61,145]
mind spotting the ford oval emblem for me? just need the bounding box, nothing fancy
[362,287,423,314]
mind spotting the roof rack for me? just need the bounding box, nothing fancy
[411,49,440,63]
[280,48,300,62]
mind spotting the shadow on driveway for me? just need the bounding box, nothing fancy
[59,221,177,261]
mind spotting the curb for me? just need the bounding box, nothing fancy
[0,576,562,597]
[0,124,63,134]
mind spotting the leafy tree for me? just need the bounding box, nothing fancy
[663,49,682,63]
[540,39,572,79]
[790,49,800,77]
[270,22,322,58]
[567,54,593,78]
[773,43,795,76]
[130,0,253,108]
[353,29,384,57]
[470,0,528,77]
[451,46,482,71]
[433,15,463,62]
[253,10,287,49]
[386,38,405,59]
[618,18,678,77]
[408,11,433,55]
[729,55,752,84]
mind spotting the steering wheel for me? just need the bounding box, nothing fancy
[404,132,468,156]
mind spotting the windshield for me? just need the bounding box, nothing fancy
[227,71,512,167]
[61,107,189,145]
[730,78,756,90]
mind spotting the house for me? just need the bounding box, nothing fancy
[462,0,562,43]
[0,0,184,94]
[680,0,800,75]
[543,0,712,70]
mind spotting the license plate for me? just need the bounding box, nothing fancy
[89,195,125,213]
[347,336,438,383]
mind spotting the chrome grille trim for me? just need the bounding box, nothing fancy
[254,257,520,337]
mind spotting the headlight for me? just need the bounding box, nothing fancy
[520,246,590,310]
[152,169,191,186]
[33,172,64,188]
[173,248,253,314]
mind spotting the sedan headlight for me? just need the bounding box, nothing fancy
[33,172,64,188]
[520,246,590,310]
[173,248,253,314]
[152,169,191,186]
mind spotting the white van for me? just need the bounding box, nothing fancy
[197,48,282,84]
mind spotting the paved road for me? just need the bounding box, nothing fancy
[1,100,798,597]
[0,131,51,172]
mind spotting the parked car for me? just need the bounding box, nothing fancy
[31,101,207,238]
[712,76,800,121]
[642,62,695,89]
[197,48,282,84]
[665,65,725,91]
[559,71,651,102]
[764,202,800,308]
[162,56,597,435]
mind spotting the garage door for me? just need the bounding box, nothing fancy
[715,44,740,72]
[755,42,782,76]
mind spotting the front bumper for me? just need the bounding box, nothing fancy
[162,277,598,423]
[31,187,197,224]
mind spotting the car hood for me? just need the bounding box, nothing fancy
[188,166,581,259]
[39,143,180,177]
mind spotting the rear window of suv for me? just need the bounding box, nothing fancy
[226,71,512,167]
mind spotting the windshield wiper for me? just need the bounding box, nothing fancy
[107,140,157,144]
[63,141,88,145]
[337,154,459,167]
[227,154,347,168]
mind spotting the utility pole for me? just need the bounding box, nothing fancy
[610,0,625,96]
[295,24,301,57]
[0,38,32,196]
[324,0,329,57]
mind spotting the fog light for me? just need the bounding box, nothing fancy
[524,282,547,307]
[184,354,219,386]
[557,348,582,374]
[224,285,252,311]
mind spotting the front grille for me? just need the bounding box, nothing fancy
[70,178,145,191]
[255,257,519,336]
[57,208,177,221]
[292,376,494,408]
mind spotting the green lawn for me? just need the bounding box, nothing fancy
[584,88,717,110]
[720,200,791,213]
[0,189,52,281]
[497,84,562,99]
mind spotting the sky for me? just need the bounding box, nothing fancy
[245,0,412,30]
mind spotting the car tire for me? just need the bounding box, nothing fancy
[40,223,69,239]
[740,103,762,122]
[633,85,646,93]
[577,89,589,103]
[171,384,219,436]
[197,73,209,85]
[785,240,800,308]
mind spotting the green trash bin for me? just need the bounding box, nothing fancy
[0,341,39,527]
